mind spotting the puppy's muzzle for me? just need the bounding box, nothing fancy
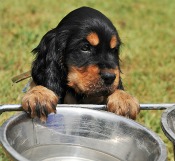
[100,72,116,85]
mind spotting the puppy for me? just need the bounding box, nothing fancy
[22,7,140,121]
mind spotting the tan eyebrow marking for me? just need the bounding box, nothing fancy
[110,35,117,49]
[86,32,99,46]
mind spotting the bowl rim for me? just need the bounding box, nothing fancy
[1,107,167,161]
[0,112,30,161]
[161,105,175,144]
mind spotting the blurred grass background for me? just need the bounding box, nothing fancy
[0,0,175,160]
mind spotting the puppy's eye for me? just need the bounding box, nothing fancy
[81,44,91,52]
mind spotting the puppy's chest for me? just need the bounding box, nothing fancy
[64,91,107,104]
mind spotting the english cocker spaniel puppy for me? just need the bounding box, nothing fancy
[22,7,140,121]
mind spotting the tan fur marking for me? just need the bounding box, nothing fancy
[107,90,140,120]
[110,35,117,49]
[22,86,58,122]
[86,32,99,46]
[67,65,100,94]
[67,65,120,95]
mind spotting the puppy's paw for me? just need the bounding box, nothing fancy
[107,90,140,119]
[22,86,58,122]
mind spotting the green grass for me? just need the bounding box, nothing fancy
[0,0,175,160]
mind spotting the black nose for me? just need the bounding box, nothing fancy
[100,72,116,85]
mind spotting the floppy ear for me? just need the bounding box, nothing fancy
[31,28,68,99]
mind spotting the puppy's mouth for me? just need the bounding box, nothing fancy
[69,79,115,96]
[67,65,119,96]
[86,80,116,96]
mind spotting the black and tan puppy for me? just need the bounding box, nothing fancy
[22,7,140,121]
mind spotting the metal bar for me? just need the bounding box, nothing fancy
[0,103,175,115]
[140,103,175,110]
[0,104,22,115]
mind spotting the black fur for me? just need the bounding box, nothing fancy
[31,6,124,102]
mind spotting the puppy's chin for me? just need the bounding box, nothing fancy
[88,90,113,97]
[79,86,115,97]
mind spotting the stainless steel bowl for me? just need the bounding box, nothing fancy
[161,105,175,160]
[1,107,167,161]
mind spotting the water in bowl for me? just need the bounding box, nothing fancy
[21,144,121,161]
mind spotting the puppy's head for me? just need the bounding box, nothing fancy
[65,7,121,96]
[32,7,121,96]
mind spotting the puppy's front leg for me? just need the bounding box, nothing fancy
[107,90,140,119]
[22,86,58,122]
